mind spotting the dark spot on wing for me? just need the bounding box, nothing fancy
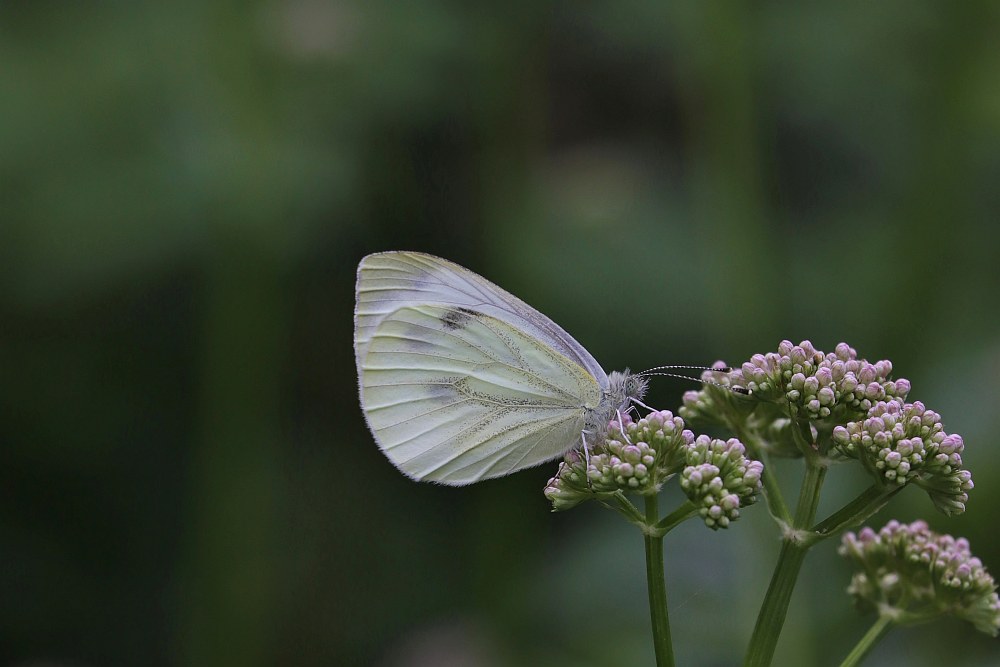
[441,307,478,330]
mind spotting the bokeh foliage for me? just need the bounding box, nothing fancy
[2,2,999,665]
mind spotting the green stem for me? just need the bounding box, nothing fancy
[744,541,808,667]
[758,454,792,526]
[651,500,699,537]
[727,417,792,526]
[744,461,827,667]
[643,495,675,667]
[793,461,827,528]
[838,615,894,667]
[810,484,900,540]
[601,491,648,530]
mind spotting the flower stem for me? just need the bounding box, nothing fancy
[810,484,900,540]
[727,413,792,526]
[744,461,827,666]
[643,494,675,667]
[758,454,793,526]
[651,500,699,537]
[838,615,893,667]
[603,490,649,530]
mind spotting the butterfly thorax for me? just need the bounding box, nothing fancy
[584,369,648,433]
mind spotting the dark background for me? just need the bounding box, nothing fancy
[2,2,999,666]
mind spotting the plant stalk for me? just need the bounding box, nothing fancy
[744,461,827,666]
[643,495,675,667]
[810,484,900,539]
[838,615,893,667]
[727,414,792,526]
[604,490,649,530]
[651,500,699,536]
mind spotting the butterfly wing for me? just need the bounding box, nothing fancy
[354,251,607,386]
[359,303,602,484]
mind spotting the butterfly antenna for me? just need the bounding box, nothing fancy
[641,370,750,395]
[639,364,734,375]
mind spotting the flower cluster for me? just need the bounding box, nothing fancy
[682,340,911,426]
[739,340,910,418]
[832,400,973,515]
[544,410,690,511]
[840,520,1000,636]
[680,436,763,529]
[544,411,764,528]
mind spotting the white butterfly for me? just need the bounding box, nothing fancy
[354,251,647,485]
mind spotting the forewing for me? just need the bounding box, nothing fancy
[354,251,607,386]
[359,304,601,484]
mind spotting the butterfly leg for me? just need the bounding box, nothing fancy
[630,397,657,413]
[615,409,633,445]
[580,430,594,492]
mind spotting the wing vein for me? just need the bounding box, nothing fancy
[368,318,588,402]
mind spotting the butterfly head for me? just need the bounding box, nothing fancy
[607,369,648,410]
[584,370,648,434]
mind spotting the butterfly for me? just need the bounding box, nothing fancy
[354,251,648,485]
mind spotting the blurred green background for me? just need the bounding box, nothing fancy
[2,2,999,665]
